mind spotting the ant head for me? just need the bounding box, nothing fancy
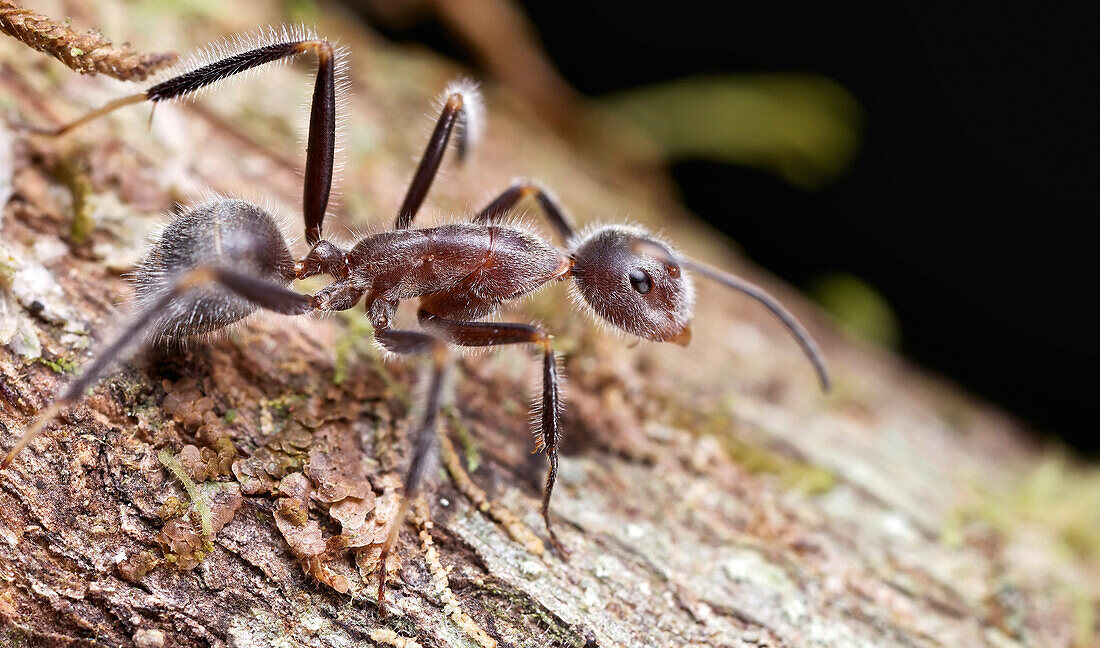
[570,225,695,344]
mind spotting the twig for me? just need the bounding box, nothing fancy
[0,1,176,81]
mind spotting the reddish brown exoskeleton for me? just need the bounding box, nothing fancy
[1,26,830,609]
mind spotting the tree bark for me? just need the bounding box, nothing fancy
[0,2,1096,647]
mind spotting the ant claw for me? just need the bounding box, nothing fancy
[376,576,389,617]
[547,530,571,560]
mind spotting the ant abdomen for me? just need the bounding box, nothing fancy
[134,199,295,340]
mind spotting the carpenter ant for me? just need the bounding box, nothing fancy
[1,26,830,607]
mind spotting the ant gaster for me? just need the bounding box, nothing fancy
[1,26,830,609]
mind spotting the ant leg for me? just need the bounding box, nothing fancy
[417,310,568,557]
[37,34,337,246]
[394,82,484,230]
[472,180,576,245]
[1,267,315,469]
[371,327,449,612]
[310,281,365,312]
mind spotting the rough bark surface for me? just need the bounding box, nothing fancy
[0,2,1096,647]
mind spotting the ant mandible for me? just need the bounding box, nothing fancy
[1,26,830,608]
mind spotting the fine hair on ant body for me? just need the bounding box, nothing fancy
[2,25,830,609]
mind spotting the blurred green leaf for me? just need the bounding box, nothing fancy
[605,73,862,190]
[282,0,321,24]
[810,272,899,348]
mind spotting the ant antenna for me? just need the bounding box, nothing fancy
[632,240,832,392]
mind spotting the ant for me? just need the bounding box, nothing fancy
[1,26,830,608]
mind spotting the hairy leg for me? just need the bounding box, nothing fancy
[473,180,576,245]
[394,81,484,230]
[371,326,450,612]
[417,310,568,556]
[1,267,314,469]
[33,31,338,245]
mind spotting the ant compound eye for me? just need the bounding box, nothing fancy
[629,268,652,294]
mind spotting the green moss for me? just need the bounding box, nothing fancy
[32,354,78,374]
[51,158,94,245]
[332,335,353,386]
[942,453,1100,647]
[685,406,836,495]
[157,495,187,519]
[0,248,17,288]
[3,628,30,647]
[157,448,213,537]
[334,326,415,406]
[261,395,301,413]
[475,582,587,647]
[444,405,481,473]
[500,396,521,416]
[1072,590,1096,648]
[947,453,1100,563]
[260,395,307,438]
[722,435,836,495]
[605,74,862,191]
[332,310,386,388]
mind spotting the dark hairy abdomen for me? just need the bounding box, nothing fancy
[134,200,294,339]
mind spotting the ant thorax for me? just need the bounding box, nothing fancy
[345,222,570,325]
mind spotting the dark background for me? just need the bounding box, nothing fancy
[362,1,1097,451]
